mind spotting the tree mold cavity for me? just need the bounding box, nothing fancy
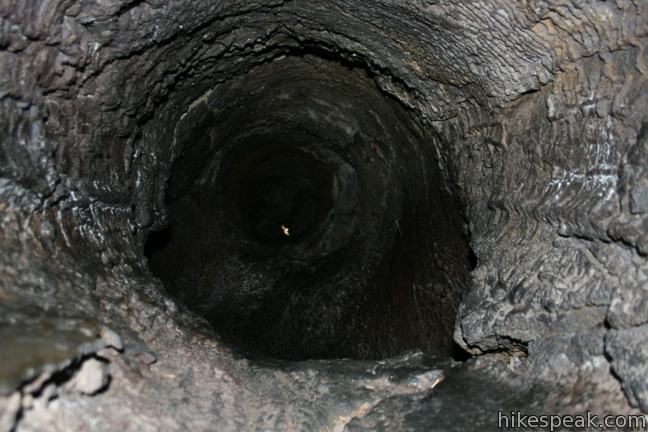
[145,55,475,361]
[5,2,648,428]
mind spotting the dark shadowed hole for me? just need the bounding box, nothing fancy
[468,249,478,271]
[144,227,172,258]
[144,54,475,362]
[227,141,336,250]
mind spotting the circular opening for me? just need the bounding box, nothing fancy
[225,140,338,251]
[145,55,474,361]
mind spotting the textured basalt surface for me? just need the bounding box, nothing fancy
[0,1,647,431]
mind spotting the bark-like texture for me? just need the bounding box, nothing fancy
[0,0,647,430]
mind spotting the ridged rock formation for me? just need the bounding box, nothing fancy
[1,1,647,430]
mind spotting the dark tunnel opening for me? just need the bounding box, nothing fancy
[6,2,648,428]
[144,55,475,361]
[225,138,340,251]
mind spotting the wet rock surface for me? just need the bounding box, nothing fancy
[0,0,647,430]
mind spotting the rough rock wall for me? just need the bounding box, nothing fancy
[0,0,647,431]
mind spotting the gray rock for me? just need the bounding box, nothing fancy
[0,0,646,430]
[70,359,109,396]
[630,180,648,214]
